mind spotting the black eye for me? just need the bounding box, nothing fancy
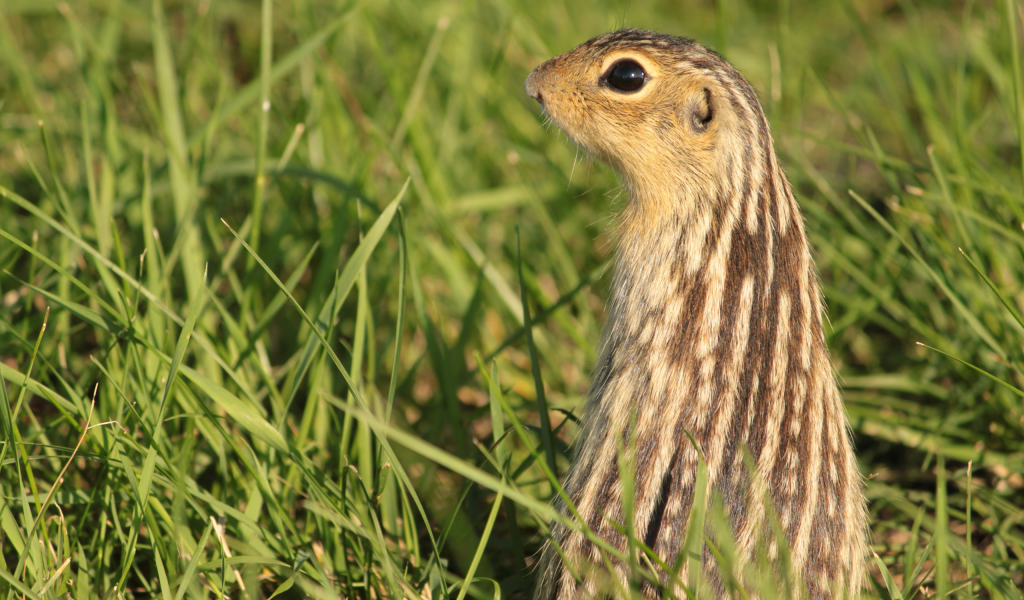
[606,60,647,92]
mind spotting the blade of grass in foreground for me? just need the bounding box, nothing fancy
[384,209,408,427]
[116,443,159,592]
[515,226,557,477]
[935,455,949,598]
[916,342,1024,398]
[480,359,526,575]
[174,520,213,600]
[152,264,207,444]
[455,480,503,600]
[872,551,904,600]
[958,247,1024,333]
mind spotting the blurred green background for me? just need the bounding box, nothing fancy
[1,0,1023,598]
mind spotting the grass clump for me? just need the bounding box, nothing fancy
[1,0,1023,598]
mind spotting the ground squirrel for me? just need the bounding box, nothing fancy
[525,29,867,599]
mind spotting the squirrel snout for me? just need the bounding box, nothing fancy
[525,70,545,104]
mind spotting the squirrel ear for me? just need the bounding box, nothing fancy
[689,88,713,132]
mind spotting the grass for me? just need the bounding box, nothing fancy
[1,0,1023,598]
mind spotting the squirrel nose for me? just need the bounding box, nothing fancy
[525,72,545,104]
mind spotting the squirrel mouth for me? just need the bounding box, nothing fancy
[525,68,547,107]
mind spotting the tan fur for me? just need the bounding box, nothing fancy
[525,30,867,599]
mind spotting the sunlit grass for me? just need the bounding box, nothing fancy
[1,0,1023,598]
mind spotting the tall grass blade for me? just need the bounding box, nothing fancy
[153,264,207,443]
[515,227,557,477]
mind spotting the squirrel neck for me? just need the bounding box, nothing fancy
[601,124,830,391]
[578,137,839,494]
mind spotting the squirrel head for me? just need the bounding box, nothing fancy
[526,29,769,224]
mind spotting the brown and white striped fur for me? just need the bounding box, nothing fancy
[525,30,867,599]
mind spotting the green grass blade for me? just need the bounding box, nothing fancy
[174,520,213,600]
[390,16,449,151]
[383,209,407,426]
[0,565,41,600]
[343,403,627,563]
[187,7,362,148]
[958,247,1024,333]
[178,364,288,453]
[154,544,173,600]
[455,484,503,600]
[916,342,1024,398]
[848,190,1005,358]
[935,454,949,598]
[515,227,557,476]
[247,0,274,259]
[871,551,904,600]
[336,181,408,317]
[153,264,207,444]
[0,227,122,319]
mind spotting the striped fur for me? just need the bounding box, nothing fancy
[525,30,867,599]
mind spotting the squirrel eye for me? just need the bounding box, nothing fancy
[606,60,646,92]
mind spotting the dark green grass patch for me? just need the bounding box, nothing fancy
[1,0,1022,598]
